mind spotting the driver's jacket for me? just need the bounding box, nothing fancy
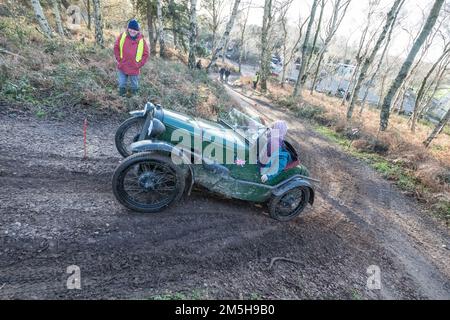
[260,147,292,180]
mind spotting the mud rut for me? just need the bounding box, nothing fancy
[0,90,449,299]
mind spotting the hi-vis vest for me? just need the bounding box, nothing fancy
[119,32,144,62]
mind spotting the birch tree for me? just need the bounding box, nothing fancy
[293,0,320,98]
[280,1,308,87]
[346,0,405,120]
[51,0,65,36]
[310,0,351,94]
[206,0,241,71]
[31,0,53,38]
[380,0,446,131]
[410,42,450,132]
[237,0,252,74]
[259,0,273,92]
[146,0,156,54]
[201,0,227,52]
[423,107,450,148]
[156,0,166,58]
[305,0,326,77]
[188,0,198,69]
[92,0,103,47]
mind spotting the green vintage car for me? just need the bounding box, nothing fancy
[112,102,316,221]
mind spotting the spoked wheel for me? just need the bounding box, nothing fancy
[269,186,310,222]
[115,117,146,158]
[112,152,186,213]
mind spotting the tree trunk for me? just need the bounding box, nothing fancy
[147,0,156,54]
[156,0,166,58]
[380,0,445,131]
[92,0,103,47]
[188,0,198,69]
[50,0,64,36]
[305,0,325,80]
[31,0,53,38]
[169,0,178,47]
[87,0,91,30]
[311,0,351,95]
[411,45,450,132]
[238,1,251,74]
[346,0,404,120]
[423,107,450,148]
[293,0,319,98]
[359,6,397,115]
[259,0,272,92]
[206,0,241,71]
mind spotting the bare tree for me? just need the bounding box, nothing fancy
[310,0,351,94]
[188,0,198,68]
[392,13,447,113]
[410,42,450,132]
[423,106,450,148]
[146,0,156,54]
[237,0,253,74]
[86,0,91,30]
[293,0,320,98]
[359,0,401,114]
[31,0,53,38]
[206,0,241,71]
[92,0,103,47]
[259,0,274,92]
[155,0,166,58]
[50,0,65,36]
[346,0,405,120]
[380,0,446,131]
[201,0,227,52]
[340,0,380,106]
[305,0,326,78]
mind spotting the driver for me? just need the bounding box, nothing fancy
[259,120,291,183]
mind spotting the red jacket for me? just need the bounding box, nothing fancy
[114,32,150,76]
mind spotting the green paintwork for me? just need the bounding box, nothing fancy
[155,108,311,202]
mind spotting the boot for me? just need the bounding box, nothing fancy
[130,88,139,96]
[119,87,127,97]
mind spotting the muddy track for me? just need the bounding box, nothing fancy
[0,91,449,299]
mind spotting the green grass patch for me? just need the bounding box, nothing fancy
[149,289,206,300]
[316,125,424,195]
[314,125,350,148]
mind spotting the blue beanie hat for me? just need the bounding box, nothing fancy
[128,19,140,31]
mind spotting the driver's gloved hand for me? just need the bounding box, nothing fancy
[261,175,269,183]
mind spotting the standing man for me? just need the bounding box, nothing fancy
[114,19,150,97]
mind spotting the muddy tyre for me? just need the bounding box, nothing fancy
[269,186,310,222]
[112,152,186,213]
[115,116,146,158]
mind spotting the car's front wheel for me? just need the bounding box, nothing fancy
[269,186,310,222]
[112,152,186,213]
[115,116,146,158]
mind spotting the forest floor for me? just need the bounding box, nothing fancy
[0,80,449,299]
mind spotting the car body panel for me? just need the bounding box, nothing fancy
[131,105,315,204]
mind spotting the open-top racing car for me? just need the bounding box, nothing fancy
[112,102,316,221]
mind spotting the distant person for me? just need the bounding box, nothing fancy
[114,19,150,97]
[225,68,231,83]
[252,72,260,89]
[196,59,202,70]
[219,67,226,82]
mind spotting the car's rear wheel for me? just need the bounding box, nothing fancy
[112,152,186,213]
[115,117,146,158]
[269,186,310,222]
